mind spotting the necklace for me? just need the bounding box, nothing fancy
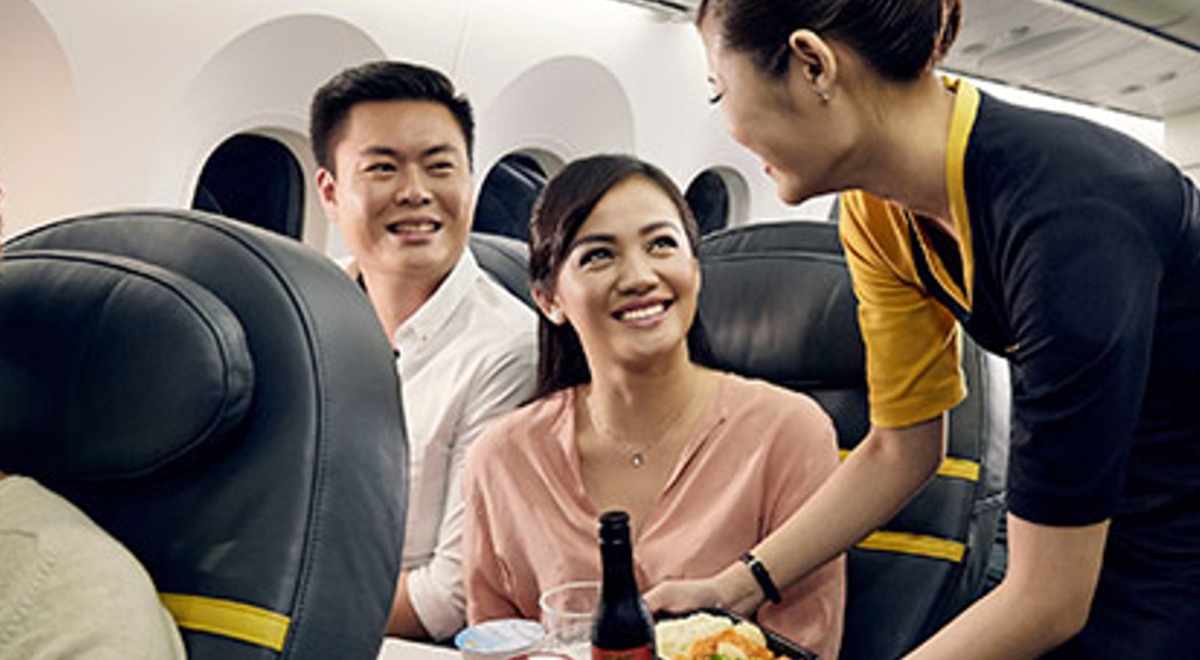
[584,379,699,469]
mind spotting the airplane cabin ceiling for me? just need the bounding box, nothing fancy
[945,0,1200,118]
[615,0,1200,119]
[1064,0,1200,37]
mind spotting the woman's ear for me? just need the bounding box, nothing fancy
[532,286,566,325]
[786,29,838,102]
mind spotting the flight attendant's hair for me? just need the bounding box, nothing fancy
[697,0,962,81]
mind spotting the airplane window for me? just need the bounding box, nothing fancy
[685,169,730,235]
[476,153,547,241]
[191,133,305,239]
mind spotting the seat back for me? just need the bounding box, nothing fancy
[474,154,546,241]
[470,231,535,309]
[0,209,407,660]
[698,221,1009,660]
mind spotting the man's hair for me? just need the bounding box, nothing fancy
[309,60,475,173]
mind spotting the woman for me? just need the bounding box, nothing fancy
[461,154,844,660]
[647,1,1200,659]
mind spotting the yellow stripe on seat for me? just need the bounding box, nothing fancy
[160,593,290,652]
[838,449,980,482]
[856,531,965,563]
[938,457,980,481]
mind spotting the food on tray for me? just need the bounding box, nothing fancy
[656,612,784,660]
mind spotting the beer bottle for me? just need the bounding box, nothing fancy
[592,510,655,660]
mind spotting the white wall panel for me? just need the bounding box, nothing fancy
[0,0,80,235]
[1165,106,1200,179]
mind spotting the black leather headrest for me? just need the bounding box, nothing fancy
[702,220,843,256]
[697,221,869,445]
[475,155,545,241]
[470,232,535,308]
[697,250,863,390]
[0,250,253,481]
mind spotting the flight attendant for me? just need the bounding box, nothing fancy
[646,1,1200,658]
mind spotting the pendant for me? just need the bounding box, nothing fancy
[630,452,644,468]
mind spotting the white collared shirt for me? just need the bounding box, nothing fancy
[394,248,537,639]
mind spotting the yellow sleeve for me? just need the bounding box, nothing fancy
[838,190,966,428]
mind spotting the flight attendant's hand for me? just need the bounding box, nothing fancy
[645,561,762,617]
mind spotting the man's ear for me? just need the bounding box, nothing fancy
[532,286,565,326]
[316,168,339,219]
[786,29,838,100]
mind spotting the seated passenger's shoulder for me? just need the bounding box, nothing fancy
[467,389,569,459]
[718,372,831,425]
[445,275,536,377]
[0,477,187,659]
[710,375,840,482]
[471,269,537,332]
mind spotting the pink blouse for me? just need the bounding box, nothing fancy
[462,373,845,660]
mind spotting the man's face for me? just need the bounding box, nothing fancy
[317,100,474,285]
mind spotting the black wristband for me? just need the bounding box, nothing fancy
[740,552,782,604]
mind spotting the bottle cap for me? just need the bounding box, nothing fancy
[598,510,630,543]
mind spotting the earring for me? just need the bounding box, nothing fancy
[815,87,830,103]
[548,310,564,324]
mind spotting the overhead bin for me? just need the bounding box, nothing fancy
[942,0,1200,118]
[1063,0,1200,47]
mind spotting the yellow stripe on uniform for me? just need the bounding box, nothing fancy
[837,449,980,482]
[160,593,290,652]
[856,531,966,563]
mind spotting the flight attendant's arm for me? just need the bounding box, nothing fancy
[645,416,946,614]
[903,515,1107,660]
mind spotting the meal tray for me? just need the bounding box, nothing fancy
[656,608,819,660]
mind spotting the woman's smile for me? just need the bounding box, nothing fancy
[613,298,674,327]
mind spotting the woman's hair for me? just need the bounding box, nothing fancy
[528,154,710,399]
[697,0,961,82]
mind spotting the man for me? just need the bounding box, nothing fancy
[0,184,186,658]
[310,61,537,640]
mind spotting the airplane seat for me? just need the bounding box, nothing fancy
[701,220,844,256]
[470,231,535,309]
[696,220,1010,660]
[474,154,546,242]
[0,209,407,660]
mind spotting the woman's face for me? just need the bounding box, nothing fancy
[701,20,847,205]
[543,176,700,373]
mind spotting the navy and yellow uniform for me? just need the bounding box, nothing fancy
[841,79,1200,657]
